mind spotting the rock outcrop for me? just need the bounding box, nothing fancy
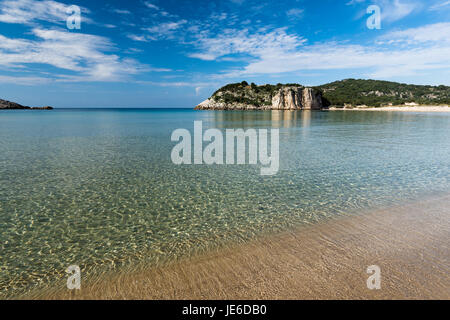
[271,87,323,110]
[302,88,323,110]
[195,82,324,110]
[0,99,53,110]
[271,87,302,110]
[196,79,450,109]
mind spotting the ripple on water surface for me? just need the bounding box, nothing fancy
[0,109,449,297]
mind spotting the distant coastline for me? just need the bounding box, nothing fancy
[329,105,450,112]
[0,99,53,110]
[196,79,450,111]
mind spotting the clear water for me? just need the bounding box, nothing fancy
[1,109,449,297]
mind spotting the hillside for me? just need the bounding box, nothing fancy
[195,81,323,110]
[195,79,450,110]
[317,79,450,107]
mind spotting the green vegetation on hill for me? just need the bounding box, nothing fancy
[212,81,303,106]
[210,79,450,108]
[317,79,450,107]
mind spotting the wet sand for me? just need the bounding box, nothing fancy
[38,194,450,300]
[329,105,450,112]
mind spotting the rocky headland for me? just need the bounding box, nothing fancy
[0,99,53,110]
[195,82,323,110]
[195,79,450,110]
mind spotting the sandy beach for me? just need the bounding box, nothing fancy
[32,193,450,300]
[329,105,450,112]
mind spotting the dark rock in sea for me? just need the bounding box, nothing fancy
[31,106,54,110]
[0,98,29,109]
[0,99,53,110]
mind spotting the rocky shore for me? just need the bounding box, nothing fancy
[0,99,53,110]
[195,79,450,111]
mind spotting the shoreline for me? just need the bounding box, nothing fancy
[31,193,450,300]
[328,105,450,112]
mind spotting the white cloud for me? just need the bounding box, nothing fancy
[381,0,419,22]
[429,0,450,10]
[186,22,450,82]
[143,2,159,10]
[143,20,187,39]
[0,74,52,85]
[127,34,150,42]
[128,19,188,42]
[0,0,91,25]
[346,0,420,22]
[113,9,131,15]
[237,42,450,79]
[0,28,146,82]
[378,22,450,44]
[286,8,304,19]
[0,0,172,84]
[346,0,366,5]
[189,28,306,61]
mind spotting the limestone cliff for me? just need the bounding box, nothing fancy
[302,88,323,110]
[195,82,324,110]
[271,87,323,110]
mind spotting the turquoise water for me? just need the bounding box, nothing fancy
[1,109,450,297]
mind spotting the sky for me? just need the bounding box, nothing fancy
[0,0,449,108]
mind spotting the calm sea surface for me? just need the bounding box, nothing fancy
[1,108,450,297]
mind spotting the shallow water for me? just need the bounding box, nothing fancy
[1,109,450,297]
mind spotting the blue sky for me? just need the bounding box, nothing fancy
[0,0,449,107]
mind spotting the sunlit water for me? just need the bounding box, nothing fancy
[1,109,449,297]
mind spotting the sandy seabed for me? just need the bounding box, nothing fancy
[26,193,450,300]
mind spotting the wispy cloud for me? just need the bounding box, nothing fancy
[113,9,131,15]
[381,0,419,22]
[127,34,150,42]
[143,1,159,10]
[0,28,146,82]
[128,19,188,42]
[189,28,306,61]
[177,16,449,83]
[0,0,91,25]
[144,20,187,39]
[429,0,450,10]
[0,74,52,85]
[243,42,450,79]
[346,0,420,22]
[286,8,304,19]
[377,22,450,44]
[0,0,179,83]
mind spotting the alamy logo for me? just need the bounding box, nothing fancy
[66,265,81,290]
[366,5,381,30]
[171,121,279,176]
[66,5,81,30]
[366,265,381,290]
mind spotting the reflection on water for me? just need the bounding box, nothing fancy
[0,109,449,297]
[210,109,307,128]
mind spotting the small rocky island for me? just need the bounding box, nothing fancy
[0,99,53,110]
[196,79,450,110]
